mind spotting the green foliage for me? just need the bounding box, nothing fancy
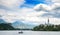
[0,23,15,30]
[33,24,60,31]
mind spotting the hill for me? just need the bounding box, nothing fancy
[12,21,36,29]
[0,23,15,30]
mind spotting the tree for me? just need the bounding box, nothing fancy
[33,24,60,31]
[0,23,15,30]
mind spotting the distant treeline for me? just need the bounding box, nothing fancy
[32,24,60,31]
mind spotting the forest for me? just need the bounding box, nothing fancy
[33,24,60,31]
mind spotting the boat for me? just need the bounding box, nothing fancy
[18,31,23,34]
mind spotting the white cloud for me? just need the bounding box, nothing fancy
[1,2,60,25]
[0,8,47,23]
[0,0,25,23]
[32,1,60,25]
[52,0,60,3]
[0,0,25,8]
[0,0,60,25]
[34,4,52,11]
[49,18,60,25]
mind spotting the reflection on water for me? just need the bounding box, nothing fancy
[0,31,60,35]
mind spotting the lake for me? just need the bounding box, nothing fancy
[0,31,60,35]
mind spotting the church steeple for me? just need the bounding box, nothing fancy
[45,18,50,25]
[48,18,49,24]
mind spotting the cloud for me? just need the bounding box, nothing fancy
[0,0,25,11]
[0,0,25,23]
[32,1,60,25]
[0,0,25,7]
[0,7,47,23]
[0,0,60,25]
[52,0,60,3]
[49,18,60,25]
[33,3,52,11]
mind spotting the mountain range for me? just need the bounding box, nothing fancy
[12,21,36,29]
[0,18,36,29]
[0,18,6,23]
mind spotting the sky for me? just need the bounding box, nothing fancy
[0,0,60,25]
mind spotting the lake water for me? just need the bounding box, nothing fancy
[0,31,60,35]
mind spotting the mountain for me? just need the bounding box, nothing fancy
[12,21,36,29]
[0,23,14,30]
[0,19,6,23]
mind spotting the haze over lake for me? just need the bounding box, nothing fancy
[0,31,60,35]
